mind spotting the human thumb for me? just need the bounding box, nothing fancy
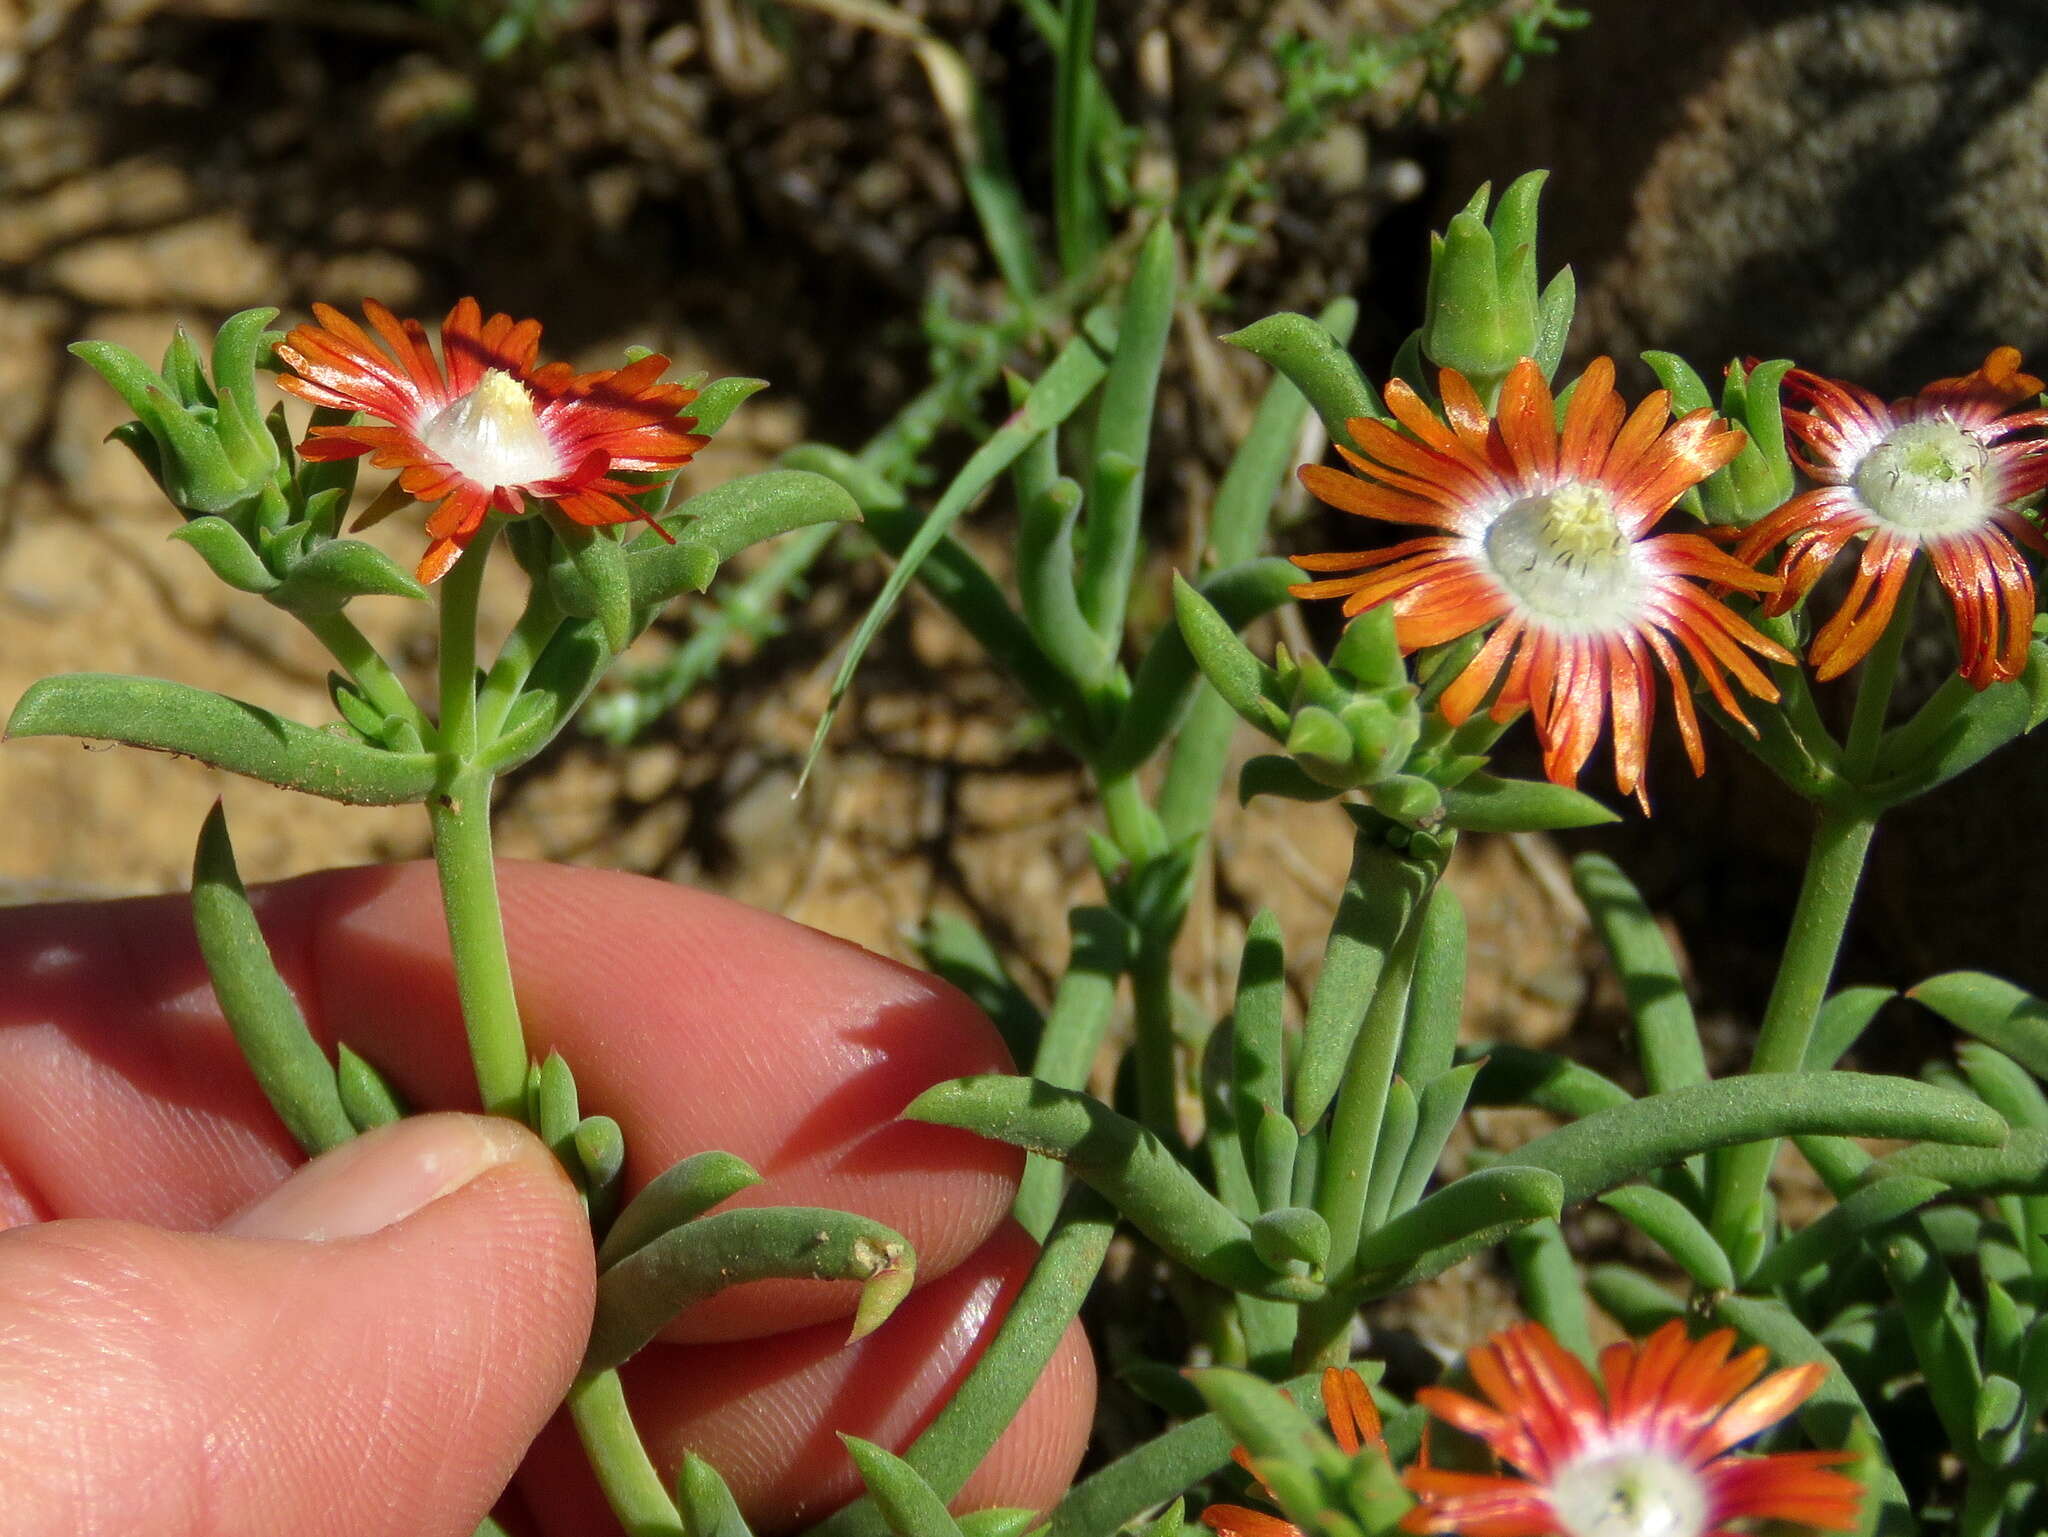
[0,1113,595,1537]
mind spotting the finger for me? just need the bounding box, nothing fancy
[0,1114,593,1537]
[0,861,1022,1339]
[517,1223,1096,1537]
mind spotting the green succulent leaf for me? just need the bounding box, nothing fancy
[905,1075,1320,1301]
[596,1149,763,1271]
[7,674,438,805]
[841,1437,966,1537]
[191,803,355,1156]
[1221,311,1386,449]
[1439,772,1619,832]
[587,1206,915,1373]
[334,1043,406,1132]
[268,538,429,613]
[1910,972,2048,1080]
[172,516,278,593]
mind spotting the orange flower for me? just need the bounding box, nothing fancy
[1735,347,2048,687]
[276,298,707,583]
[1403,1321,1860,1537]
[1292,358,1792,808]
[1201,1367,1386,1537]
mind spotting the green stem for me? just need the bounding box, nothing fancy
[1130,934,1181,1156]
[1708,804,1876,1266]
[476,583,563,740]
[437,524,498,757]
[1710,576,1916,1267]
[431,770,529,1118]
[1842,561,1922,780]
[567,1371,686,1537]
[429,523,527,1120]
[1096,769,1177,1146]
[300,609,434,744]
[1297,910,1427,1367]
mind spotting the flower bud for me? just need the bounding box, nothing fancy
[70,308,284,522]
[1421,173,1554,395]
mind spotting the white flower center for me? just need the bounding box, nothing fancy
[1481,481,1645,632]
[419,369,562,488]
[1550,1449,1709,1537]
[1852,417,1996,538]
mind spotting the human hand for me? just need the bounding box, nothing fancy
[0,861,1095,1536]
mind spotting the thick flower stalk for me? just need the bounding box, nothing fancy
[1404,1321,1860,1537]
[1735,347,2048,686]
[276,298,707,582]
[1202,1368,1387,1537]
[1292,358,1791,807]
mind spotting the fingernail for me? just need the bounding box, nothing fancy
[223,1113,533,1241]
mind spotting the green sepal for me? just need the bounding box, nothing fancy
[1423,207,1530,389]
[678,1453,757,1537]
[268,538,429,613]
[72,339,256,515]
[301,486,348,542]
[1249,1206,1331,1273]
[1598,1184,1734,1292]
[1136,1499,1188,1537]
[1351,1165,1565,1291]
[1045,1370,1343,1537]
[7,673,439,805]
[1388,330,1431,406]
[190,802,355,1156]
[335,1042,406,1132]
[1532,267,1576,381]
[297,407,362,509]
[1182,1367,1325,1506]
[162,326,212,405]
[1286,705,1354,770]
[841,1437,967,1537]
[1438,772,1619,832]
[1717,358,1796,525]
[586,1206,915,1372]
[1863,644,2048,807]
[905,1075,1322,1301]
[1170,572,1291,739]
[1221,311,1386,449]
[548,517,635,653]
[171,516,278,594]
[1330,603,1404,690]
[685,376,768,437]
[1642,350,1712,416]
[596,1148,763,1271]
